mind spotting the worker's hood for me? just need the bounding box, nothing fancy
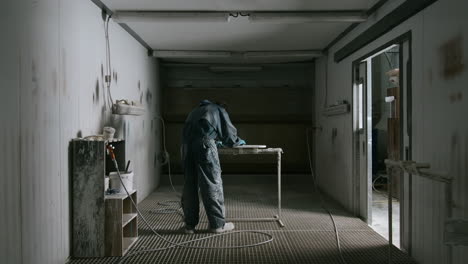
[200,99,212,106]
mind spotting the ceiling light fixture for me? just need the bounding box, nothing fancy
[209,66,263,72]
[248,12,367,23]
[243,50,323,58]
[112,11,230,23]
[153,50,233,58]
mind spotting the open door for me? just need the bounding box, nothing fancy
[353,61,371,221]
[400,39,412,254]
[387,80,401,199]
[353,38,412,250]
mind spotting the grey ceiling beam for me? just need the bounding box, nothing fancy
[90,0,153,54]
[112,11,368,23]
[334,0,440,62]
[152,50,323,59]
[364,0,391,16]
[323,0,389,53]
[161,62,315,68]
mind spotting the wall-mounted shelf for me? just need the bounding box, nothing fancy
[323,103,350,117]
[112,103,145,116]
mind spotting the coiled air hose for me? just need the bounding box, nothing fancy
[106,145,273,264]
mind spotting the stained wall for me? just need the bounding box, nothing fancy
[314,0,468,263]
[0,0,162,263]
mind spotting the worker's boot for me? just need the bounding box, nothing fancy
[183,225,195,234]
[210,222,235,233]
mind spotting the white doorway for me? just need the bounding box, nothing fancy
[353,37,412,250]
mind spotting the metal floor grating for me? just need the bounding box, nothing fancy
[68,184,416,264]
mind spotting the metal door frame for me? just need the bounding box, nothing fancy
[351,31,413,252]
[352,61,371,222]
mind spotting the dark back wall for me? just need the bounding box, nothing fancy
[162,63,315,174]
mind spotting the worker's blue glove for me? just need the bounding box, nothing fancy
[238,139,246,146]
[216,141,224,148]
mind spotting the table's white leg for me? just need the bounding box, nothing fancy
[277,151,283,226]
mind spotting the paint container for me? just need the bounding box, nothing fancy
[109,171,134,193]
[104,177,110,192]
[103,126,115,140]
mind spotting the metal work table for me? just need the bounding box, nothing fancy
[218,147,284,227]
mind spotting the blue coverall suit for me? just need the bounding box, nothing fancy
[181,100,244,229]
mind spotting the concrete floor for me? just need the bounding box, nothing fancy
[370,191,401,248]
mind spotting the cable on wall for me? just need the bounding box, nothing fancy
[104,15,115,109]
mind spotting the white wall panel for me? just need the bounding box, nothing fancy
[1,0,162,263]
[314,56,354,209]
[18,1,62,262]
[0,1,22,262]
[315,0,468,263]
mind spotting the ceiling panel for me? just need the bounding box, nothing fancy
[158,57,315,64]
[102,0,380,11]
[126,19,351,51]
[99,0,381,63]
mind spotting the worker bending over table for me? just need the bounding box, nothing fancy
[181,100,246,234]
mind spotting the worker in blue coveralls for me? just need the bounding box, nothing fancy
[181,100,246,234]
